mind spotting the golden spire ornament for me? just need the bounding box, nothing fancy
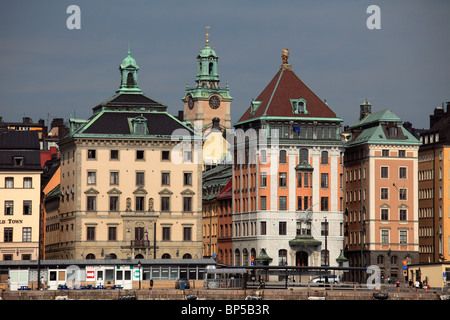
[205,26,210,44]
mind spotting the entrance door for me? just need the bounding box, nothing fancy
[48,269,66,290]
[296,251,308,266]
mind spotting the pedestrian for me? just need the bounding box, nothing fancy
[415,280,420,292]
[40,276,46,290]
[7,277,11,291]
[387,276,391,285]
[396,280,400,291]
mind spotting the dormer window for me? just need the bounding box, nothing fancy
[291,98,308,115]
[13,157,24,167]
[389,127,398,137]
[250,100,262,116]
[129,116,148,135]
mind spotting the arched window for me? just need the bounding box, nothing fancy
[161,253,171,259]
[235,249,241,266]
[278,249,287,266]
[135,254,144,259]
[86,253,95,260]
[183,253,192,259]
[299,148,309,164]
[377,255,384,265]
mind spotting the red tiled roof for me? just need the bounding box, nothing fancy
[237,67,338,123]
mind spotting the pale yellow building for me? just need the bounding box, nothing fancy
[48,50,203,261]
[0,131,42,261]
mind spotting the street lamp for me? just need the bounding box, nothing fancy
[137,260,141,290]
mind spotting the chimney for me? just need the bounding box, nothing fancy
[177,110,184,122]
[360,99,371,120]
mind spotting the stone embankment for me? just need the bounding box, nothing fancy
[0,288,446,300]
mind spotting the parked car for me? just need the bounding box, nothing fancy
[175,279,190,289]
[310,275,340,284]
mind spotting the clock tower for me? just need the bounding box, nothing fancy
[182,27,232,132]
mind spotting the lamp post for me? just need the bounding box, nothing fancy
[138,260,141,290]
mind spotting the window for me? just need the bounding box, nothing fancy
[5,201,13,215]
[297,196,302,211]
[279,150,287,163]
[321,173,329,188]
[87,196,96,211]
[87,149,96,159]
[136,150,144,160]
[321,197,329,211]
[304,172,309,188]
[260,150,267,163]
[400,230,407,244]
[381,188,389,200]
[260,196,267,210]
[381,230,389,244]
[110,171,119,185]
[109,196,119,211]
[260,172,267,187]
[399,188,407,200]
[13,157,24,167]
[399,167,407,179]
[183,227,192,241]
[297,172,302,187]
[135,197,145,211]
[162,227,171,241]
[87,226,96,241]
[299,148,309,164]
[110,150,119,160]
[183,197,192,212]
[162,150,170,161]
[4,228,13,242]
[87,171,96,185]
[23,201,32,215]
[321,151,328,164]
[389,127,398,137]
[381,167,389,178]
[398,150,406,158]
[382,149,389,157]
[279,172,287,187]
[108,227,117,241]
[279,222,287,235]
[22,227,31,242]
[5,177,13,189]
[304,197,309,211]
[136,172,145,186]
[279,196,287,211]
[381,209,389,221]
[23,177,32,189]
[183,172,192,186]
[279,249,288,266]
[260,221,267,235]
[161,172,170,186]
[161,197,170,212]
[399,209,407,221]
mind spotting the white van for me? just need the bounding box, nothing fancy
[310,274,340,284]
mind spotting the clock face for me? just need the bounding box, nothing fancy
[209,95,220,109]
[187,95,194,110]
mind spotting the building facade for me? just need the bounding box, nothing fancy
[232,49,345,269]
[418,103,450,263]
[0,131,43,261]
[49,50,203,261]
[344,101,421,282]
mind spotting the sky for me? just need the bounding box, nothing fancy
[0,0,449,130]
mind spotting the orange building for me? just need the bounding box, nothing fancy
[231,49,345,270]
[344,101,421,282]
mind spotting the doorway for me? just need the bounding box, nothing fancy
[296,251,308,266]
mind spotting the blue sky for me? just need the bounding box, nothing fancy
[0,0,448,129]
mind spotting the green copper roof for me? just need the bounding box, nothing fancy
[351,109,401,128]
[198,43,217,58]
[120,49,139,70]
[346,109,421,147]
[289,235,322,247]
